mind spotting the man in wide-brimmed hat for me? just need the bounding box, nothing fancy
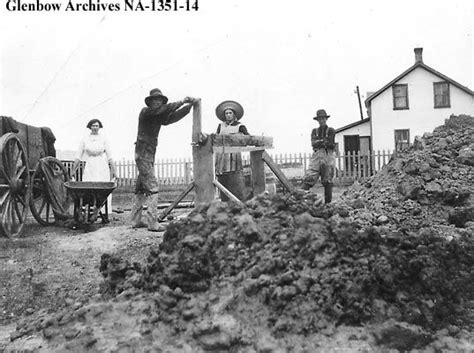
[214,100,249,202]
[301,109,336,203]
[130,88,198,231]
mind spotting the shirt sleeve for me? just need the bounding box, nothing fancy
[141,101,183,121]
[325,128,336,149]
[239,124,249,135]
[311,129,322,150]
[162,104,192,126]
[103,136,113,161]
[216,124,221,134]
[76,138,85,160]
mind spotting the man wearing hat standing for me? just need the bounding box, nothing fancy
[130,88,197,231]
[301,109,336,203]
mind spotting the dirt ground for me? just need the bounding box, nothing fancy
[2,115,473,352]
[0,197,181,349]
[0,187,352,352]
[1,182,472,352]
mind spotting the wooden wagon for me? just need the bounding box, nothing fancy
[0,116,69,237]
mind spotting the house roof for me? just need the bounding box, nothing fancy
[335,117,370,133]
[365,62,474,106]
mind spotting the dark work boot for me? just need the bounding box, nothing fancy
[101,213,110,224]
[324,184,333,204]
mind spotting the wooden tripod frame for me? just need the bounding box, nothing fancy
[158,100,294,221]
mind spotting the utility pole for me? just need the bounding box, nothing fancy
[355,86,364,120]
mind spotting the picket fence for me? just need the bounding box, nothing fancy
[62,151,393,190]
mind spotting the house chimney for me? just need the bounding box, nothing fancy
[414,47,423,63]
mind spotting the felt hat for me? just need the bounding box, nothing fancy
[313,109,330,120]
[145,88,168,106]
[215,100,244,122]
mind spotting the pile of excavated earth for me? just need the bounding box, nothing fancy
[6,115,474,352]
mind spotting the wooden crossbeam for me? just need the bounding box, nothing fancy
[213,146,269,153]
[212,134,273,153]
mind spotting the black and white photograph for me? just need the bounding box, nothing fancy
[1,0,473,351]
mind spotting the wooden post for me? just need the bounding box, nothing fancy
[184,160,191,185]
[192,100,215,204]
[250,150,265,195]
[357,151,362,179]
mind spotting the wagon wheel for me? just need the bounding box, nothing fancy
[0,133,30,238]
[30,157,70,226]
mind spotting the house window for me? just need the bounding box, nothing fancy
[392,84,409,110]
[394,129,410,152]
[433,82,450,108]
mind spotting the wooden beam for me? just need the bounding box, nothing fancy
[262,151,295,193]
[213,179,243,205]
[212,146,269,153]
[212,134,273,148]
[250,150,265,195]
[158,182,195,221]
[192,101,215,204]
[192,99,202,143]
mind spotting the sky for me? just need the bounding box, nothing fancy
[1,0,473,160]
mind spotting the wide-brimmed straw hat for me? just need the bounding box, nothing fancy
[215,100,244,122]
[313,109,330,120]
[145,88,168,106]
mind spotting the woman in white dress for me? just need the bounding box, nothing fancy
[72,119,116,223]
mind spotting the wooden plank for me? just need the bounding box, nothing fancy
[211,134,273,148]
[213,179,243,205]
[212,146,269,153]
[250,150,265,195]
[262,151,294,193]
[158,182,195,221]
[192,100,202,141]
[192,101,215,204]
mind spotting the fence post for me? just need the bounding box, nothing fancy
[184,160,189,184]
[357,151,362,179]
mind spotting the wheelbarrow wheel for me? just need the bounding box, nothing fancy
[30,157,70,226]
[0,133,30,238]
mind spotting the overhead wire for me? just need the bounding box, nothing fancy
[21,15,108,123]
[59,35,230,128]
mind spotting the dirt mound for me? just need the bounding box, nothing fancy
[5,115,474,352]
[344,114,474,231]
[100,192,473,331]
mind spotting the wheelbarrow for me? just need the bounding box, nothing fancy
[64,181,116,225]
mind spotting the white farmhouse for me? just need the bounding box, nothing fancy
[335,48,474,155]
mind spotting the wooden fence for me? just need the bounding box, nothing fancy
[61,150,393,190]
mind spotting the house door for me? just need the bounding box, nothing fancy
[344,135,360,173]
